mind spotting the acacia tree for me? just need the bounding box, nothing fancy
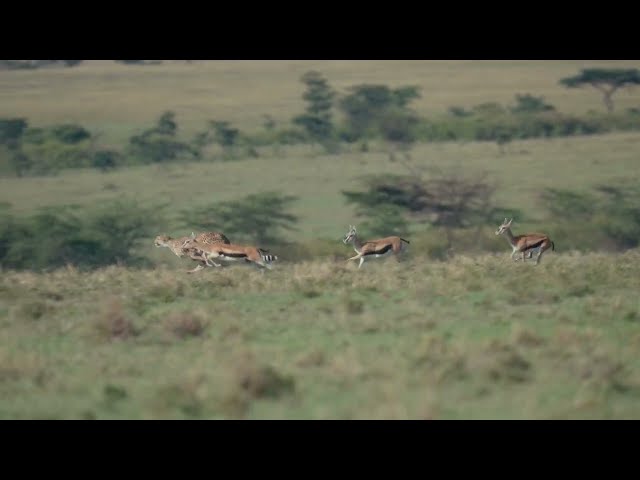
[560,68,640,113]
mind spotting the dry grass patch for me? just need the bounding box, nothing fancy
[95,297,138,341]
[218,351,296,418]
[164,311,206,339]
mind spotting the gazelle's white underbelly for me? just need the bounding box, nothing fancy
[218,255,245,262]
[206,253,246,263]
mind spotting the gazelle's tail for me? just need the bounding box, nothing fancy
[258,248,278,263]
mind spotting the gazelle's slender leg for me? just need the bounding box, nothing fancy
[187,264,205,274]
[535,243,549,265]
[204,254,221,268]
[348,254,361,261]
[358,257,365,269]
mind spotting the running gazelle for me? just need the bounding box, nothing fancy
[181,238,278,270]
[495,218,555,265]
[342,225,410,268]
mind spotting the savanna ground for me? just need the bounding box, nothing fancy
[1,60,640,419]
[2,253,640,419]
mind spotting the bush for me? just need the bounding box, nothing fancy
[539,184,640,251]
[0,201,161,270]
[343,171,499,230]
[379,110,420,144]
[8,151,32,177]
[51,124,91,144]
[128,111,197,164]
[510,94,555,114]
[184,192,298,245]
[275,128,308,145]
[23,142,91,172]
[92,150,122,172]
[338,84,421,141]
[0,119,28,144]
[129,135,195,163]
[22,128,47,145]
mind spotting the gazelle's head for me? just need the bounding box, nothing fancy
[495,218,514,236]
[343,225,357,244]
[154,235,171,247]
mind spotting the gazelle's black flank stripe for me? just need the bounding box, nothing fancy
[523,239,545,251]
[363,244,392,256]
[220,252,248,258]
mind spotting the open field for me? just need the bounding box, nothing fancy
[2,60,640,143]
[1,251,639,419]
[2,60,640,419]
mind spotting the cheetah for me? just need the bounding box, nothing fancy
[154,231,231,273]
[190,231,231,246]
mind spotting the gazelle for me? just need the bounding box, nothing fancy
[342,225,410,269]
[182,238,278,270]
[495,218,555,265]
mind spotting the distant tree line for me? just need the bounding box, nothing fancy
[0,60,83,70]
[0,60,201,70]
[2,67,640,177]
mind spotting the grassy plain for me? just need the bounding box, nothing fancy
[1,252,640,419]
[1,61,640,419]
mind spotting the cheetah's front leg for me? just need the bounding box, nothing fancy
[204,253,222,268]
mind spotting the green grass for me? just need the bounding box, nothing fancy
[1,251,640,419]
